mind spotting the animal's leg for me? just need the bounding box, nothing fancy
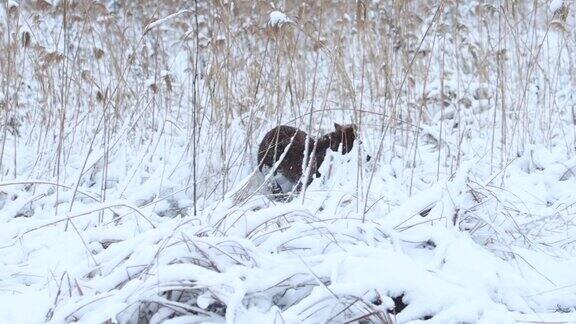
[270,180,292,202]
[274,173,296,193]
[270,179,283,195]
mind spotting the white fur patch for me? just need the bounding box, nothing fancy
[274,173,295,193]
[261,165,295,193]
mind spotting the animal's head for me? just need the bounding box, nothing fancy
[329,123,356,154]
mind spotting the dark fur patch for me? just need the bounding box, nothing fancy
[257,123,356,193]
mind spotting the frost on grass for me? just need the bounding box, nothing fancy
[1,1,576,324]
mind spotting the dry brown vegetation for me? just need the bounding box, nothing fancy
[1,0,576,322]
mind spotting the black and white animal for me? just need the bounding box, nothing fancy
[257,123,359,194]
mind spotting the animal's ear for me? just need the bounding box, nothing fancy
[334,123,342,131]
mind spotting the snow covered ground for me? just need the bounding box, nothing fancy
[1,1,576,323]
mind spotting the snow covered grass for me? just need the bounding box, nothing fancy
[1,0,576,323]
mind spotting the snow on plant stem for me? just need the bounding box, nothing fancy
[549,0,564,13]
[144,9,191,34]
[268,10,292,27]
